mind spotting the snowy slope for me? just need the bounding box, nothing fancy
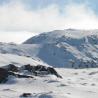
[0,54,98,98]
[1,29,98,68]
[0,53,48,67]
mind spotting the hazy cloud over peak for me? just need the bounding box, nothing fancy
[0,0,98,43]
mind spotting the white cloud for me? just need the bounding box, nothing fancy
[0,1,98,43]
[0,31,34,44]
[64,3,98,29]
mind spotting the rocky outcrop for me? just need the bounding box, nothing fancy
[47,67,62,78]
[2,64,19,72]
[22,64,62,78]
[0,64,62,83]
[0,64,33,83]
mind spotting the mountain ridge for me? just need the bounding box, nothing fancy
[1,29,98,68]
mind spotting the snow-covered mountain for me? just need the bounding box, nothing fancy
[0,29,98,98]
[23,29,98,67]
[1,29,98,68]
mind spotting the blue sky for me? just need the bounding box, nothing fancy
[0,0,98,13]
[0,0,98,43]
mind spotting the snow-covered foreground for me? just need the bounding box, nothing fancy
[0,67,98,98]
[0,53,98,98]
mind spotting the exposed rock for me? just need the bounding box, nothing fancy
[0,68,8,83]
[23,64,33,72]
[0,64,62,82]
[47,67,62,78]
[34,65,47,71]
[22,64,62,78]
[20,93,32,97]
[3,64,19,72]
[0,64,34,83]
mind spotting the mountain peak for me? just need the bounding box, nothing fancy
[23,29,98,44]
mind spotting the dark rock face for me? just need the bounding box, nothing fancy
[0,68,8,83]
[47,67,62,78]
[34,65,48,71]
[0,64,62,84]
[23,64,33,72]
[3,64,19,72]
[20,93,32,97]
[7,64,19,72]
[0,64,33,83]
[22,64,62,78]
